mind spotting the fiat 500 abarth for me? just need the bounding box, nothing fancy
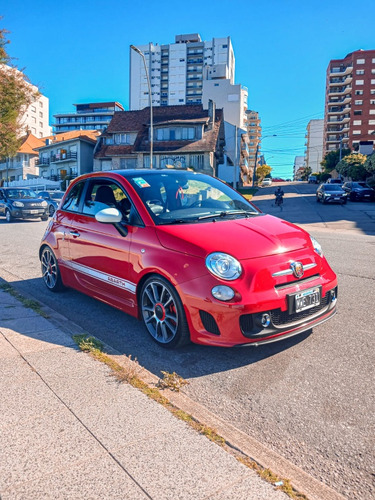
[40,170,338,348]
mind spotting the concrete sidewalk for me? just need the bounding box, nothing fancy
[0,288,288,500]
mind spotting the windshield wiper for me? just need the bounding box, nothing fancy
[158,218,191,225]
[198,210,258,220]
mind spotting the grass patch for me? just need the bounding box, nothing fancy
[0,283,49,318]
[157,371,189,392]
[73,333,306,499]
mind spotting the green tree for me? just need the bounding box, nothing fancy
[364,153,375,174]
[0,26,38,159]
[301,166,312,181]
[336,153,367,180]
[320,148,351,172]
[256,164,272,182]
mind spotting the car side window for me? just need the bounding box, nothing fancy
[82,181,132,221]
[61,182,84,213]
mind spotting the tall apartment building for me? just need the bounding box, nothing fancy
[246,110,262,171]
[129,34,235,110]
[305,119,324,173]
[53,102,124,134]
[324,49,375,154]
[202,80,248,129]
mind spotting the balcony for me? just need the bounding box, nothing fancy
[330,65,353,76]
[50,152,77,163]
[35,157,50,166]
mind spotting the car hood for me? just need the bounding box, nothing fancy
[156,214,311,260]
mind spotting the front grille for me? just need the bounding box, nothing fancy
[275,274,320,290]
[199,311,220,335]
[271,292,330,326]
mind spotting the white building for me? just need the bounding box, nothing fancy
[304,119,324,173]
[0,65,51,138]
[202,80,248,129]
[129,34,235,110]
[294,156,306,180]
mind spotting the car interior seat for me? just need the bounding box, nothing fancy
[95,185,117,206]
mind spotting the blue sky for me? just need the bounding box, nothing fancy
[2,0,374,178]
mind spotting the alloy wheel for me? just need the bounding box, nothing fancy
[41,248,59,290]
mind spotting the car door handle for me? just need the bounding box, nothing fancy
[70,231,80,238]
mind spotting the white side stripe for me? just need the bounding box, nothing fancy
[63,260,136,294]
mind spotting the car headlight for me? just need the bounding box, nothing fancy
[12,201,24,207]
[310,235,323,257]
[206,252,242,280]
[41,200,48,207]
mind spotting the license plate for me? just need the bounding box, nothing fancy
[334,197,340,200]
[364,194,370,197]
[294,287,320,313]
[27,210,39,214]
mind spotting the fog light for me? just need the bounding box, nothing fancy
[261,313,271,328]
[211,285,235,301]
[331,290,337,304]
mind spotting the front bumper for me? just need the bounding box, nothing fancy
[10,208,48,219]
[177,250,338,347]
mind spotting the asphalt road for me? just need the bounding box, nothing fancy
[1,182,374,499]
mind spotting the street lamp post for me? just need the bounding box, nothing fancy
[252,135,276,187]
[130,45,153,169]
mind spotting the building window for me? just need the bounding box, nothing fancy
[368,130,375,134]
[371,100,375,105]
[355,90,363,95]
[356,69,365,75]
[39,112,43,118]
[355,100,363,105]
[372,69,375,74]
[31,106,36,112]
[120,158,137,169]
[39,101,43,108]
[372,80,375,84]
[355,80,364,85]
[369,120,375,125]
[371,89,375,94]
[353,130,361,135]
[356,59,365,64]
[353,120,362,125]
[39,122,43,127]
[156,127,197,141]
[370,110,375,114]
[354,110,362,115]
[373,59,375,63]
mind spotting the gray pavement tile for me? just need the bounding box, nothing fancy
[0,356,40,385]
[209,474,288,500]
[0,409,104,489]
[0,377,65,431]
[44,372,184,449]
[0,316,60,335]
[23,346,109,379]
[0,291,20,306]
[2,455,150,500]
[112,429,250,500]
[1,327,76,353]
[0,305,39,321]
[0,334,20,359]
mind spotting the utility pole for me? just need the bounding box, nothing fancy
[233,125,237,190]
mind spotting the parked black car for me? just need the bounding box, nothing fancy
[37,190,65,216]
[341,182,375,202]
[316,183,348,204]
[0,187,49,222]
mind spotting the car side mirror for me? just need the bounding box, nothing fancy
[95,207,122,224]
[95,207,128,237]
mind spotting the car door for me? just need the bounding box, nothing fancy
[0,189,5,216]
[65,178,136,313]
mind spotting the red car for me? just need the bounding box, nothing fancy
[40,170,337,348]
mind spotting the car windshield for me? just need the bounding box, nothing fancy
[353,182,369,188]
[324,185,343,191]
[125,170,261,225]
[6,189,38,199]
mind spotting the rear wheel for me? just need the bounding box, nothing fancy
[41,247,65,292]
[140,276,190,349]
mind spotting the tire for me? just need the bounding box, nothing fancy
[40,246,65,292]
[41,216,48,221]
[140,275,190,349]
[316,196,320,203]
[49,205,55,217]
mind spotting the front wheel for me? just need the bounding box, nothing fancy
[140,276,190,349]
[40,247,65,292]
[49,205,55,217]
[5,209,13,223]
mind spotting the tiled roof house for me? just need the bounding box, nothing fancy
[94,103,225,175]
